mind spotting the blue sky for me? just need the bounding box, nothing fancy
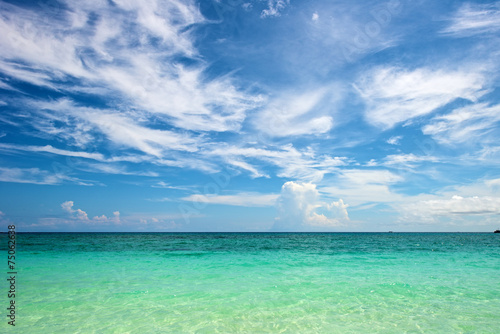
[0,0,499,231]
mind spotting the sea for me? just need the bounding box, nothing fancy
[2,232,499,333]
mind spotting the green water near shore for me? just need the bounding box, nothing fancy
[2,233,499,333]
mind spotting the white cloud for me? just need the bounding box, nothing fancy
[0,167,84,185]
[61,201,121,224]
[33,98,201,157]
[0,143,106,161]
[15,99,225,175]
[475,145,500,164]
[0,61,57,89]
[321,169,405,207]
[387,135,402,145]
[312,12,319,21]
[261,0,290,18]
[389,176,500,226]
[88,112,200,157]
[485,178,500,188]
[339,169,403,185]
[323,170,500,228]
[75,162,159,177]
[0,0,349,182]
[382,153,439,168]
[255,88,334,137]
[442,2,500,37]
[272,181,349,230]
[0,142,162,177]
[182,193,279,207]
[208,144,347,182]
[226,159,269,178]
[0,2,91,83]
[356,66,487,129]
[101,61,263,132]
[400,195,500,224]
[0,80,14,91]
[422,103,500,145]
[0,0,263,136]
[151,182,192,190]
[242,3,253,12]
[61,201,89,221]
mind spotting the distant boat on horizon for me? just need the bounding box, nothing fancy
[494,230,500,233]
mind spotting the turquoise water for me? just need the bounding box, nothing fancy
[2,233,499,333]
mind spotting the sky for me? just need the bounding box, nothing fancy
[0,0,499,232]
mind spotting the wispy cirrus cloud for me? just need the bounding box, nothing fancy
[0,142,106,160]
[182,192,279,207]
[0,0,263,136]
[207,144,348,182]
[0,166,92,185]
[355,66,487,129]
[32,98,201,156]
[0,79,15,91]
[423,102,500,145]
[381,153,439,168]
[254,87,336,137]
[441,2,500,37]
[0,0,271,185]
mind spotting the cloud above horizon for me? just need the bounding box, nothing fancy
[61,200,120,224]
[273,181,349,230]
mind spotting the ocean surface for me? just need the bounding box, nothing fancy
[2,232,499,333]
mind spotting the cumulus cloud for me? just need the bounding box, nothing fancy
[61,201,89,221]
[272,181,349,230]
[61,201,120,224]
[356,66,487,129]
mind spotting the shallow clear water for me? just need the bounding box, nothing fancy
[2,233,499,333]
